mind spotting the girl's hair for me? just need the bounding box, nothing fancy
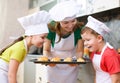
[48,21,84,43]
[0,36,25,55]
[81,27,100,37]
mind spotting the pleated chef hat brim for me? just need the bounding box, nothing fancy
[86,16,111,36]
[49,1,80,21]
[18,10,50,36]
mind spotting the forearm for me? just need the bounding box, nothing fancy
[43,39,51,56]
[76,39,84,58]
[76,52,83,58]
[43,50,51,56]
[8,59,19,83]
[111,73,120,83]
[8,73,17,83]
[112,79,120,83]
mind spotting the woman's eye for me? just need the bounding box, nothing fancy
[63,22,68,24]
[71,20,75,22]
[87,39,90,41]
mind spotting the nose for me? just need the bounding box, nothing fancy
[68,24,74,29]
[44,38,48,42]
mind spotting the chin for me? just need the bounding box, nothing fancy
[36,45,43,48]
[89,49,94,52]
[68,30,72,32]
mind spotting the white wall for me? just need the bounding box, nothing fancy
[0,0,29,49]
[0,0,29,83]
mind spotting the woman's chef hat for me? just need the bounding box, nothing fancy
[86,16,111,36]
[18,10,50,36]
[49,1,80,21]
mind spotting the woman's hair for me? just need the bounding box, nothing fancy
[48,21,84,43]
[0,36,25,55]
[81,27,100,37]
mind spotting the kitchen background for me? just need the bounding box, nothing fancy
[0,0,120,83]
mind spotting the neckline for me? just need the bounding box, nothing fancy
[62,33,71,38]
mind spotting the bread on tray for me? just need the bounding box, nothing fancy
[37,56,49,61]
[77,58,85,62]
[64,57,72,62]
[51,57,61,62]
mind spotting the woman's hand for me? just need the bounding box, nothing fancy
[69,64,78,66]
[48,64,56,67]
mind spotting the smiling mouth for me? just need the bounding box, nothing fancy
[87,46,92,49]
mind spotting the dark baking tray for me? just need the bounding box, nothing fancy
[29,59,87,64]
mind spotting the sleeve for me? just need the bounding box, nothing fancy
[47,28,55,40]
[46,21,56,40]
[10,42,26,63]
[101,49,120,75]
[74,27,82,46]
[46,21,56,47]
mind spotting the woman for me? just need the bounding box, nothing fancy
[81,16,120,83]
[0,10,50,83]
[43,1,84,83]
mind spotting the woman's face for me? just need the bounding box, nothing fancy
[31,33,48,48]
[81,32,100,52]
[60,19,77,32]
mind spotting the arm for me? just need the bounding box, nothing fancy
[111,73,120,83]
[43,38,56,67]
[8,59,20,83]
[94,69,96,83]
[76,39,84,58]
[43,38,51,56]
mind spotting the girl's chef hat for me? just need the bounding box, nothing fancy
[49,1,79,21]
[86,16,111,36]
[18,10,50,36]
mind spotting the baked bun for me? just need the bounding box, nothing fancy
[51,57,61,62]
[37,56,48,61]
[77,58,85,62]
[64,57,72,62]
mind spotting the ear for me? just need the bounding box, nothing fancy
[97,35,103,43]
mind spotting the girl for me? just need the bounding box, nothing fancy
[0,10,50,83]
[81,16,120,83]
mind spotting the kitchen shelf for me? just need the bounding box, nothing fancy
[38,0,54,7]
[77,7,120,23]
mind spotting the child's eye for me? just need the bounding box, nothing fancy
[41,37,45,39]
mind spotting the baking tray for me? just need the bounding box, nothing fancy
[29,59,87,64]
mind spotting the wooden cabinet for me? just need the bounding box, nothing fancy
[77,64,94,83]
[38,0,54,7]
[17,55,38,83]
[36,64,48,83]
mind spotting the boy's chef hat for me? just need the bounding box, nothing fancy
[18,10,50,36]
[49,1,80,21]
[86,16,111,36]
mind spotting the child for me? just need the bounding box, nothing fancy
[81,16,120,83]
[0,10,50,83]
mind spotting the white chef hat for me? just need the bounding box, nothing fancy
[18,10,50,36]
[86,16,111,36]
[49,1,80,21]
